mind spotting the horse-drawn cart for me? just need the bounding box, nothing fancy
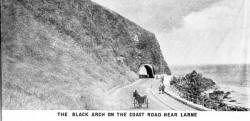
[133,90,149,108]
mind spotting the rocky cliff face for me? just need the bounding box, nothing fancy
[1,0,171,109]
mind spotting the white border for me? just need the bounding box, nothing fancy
[2,110,250,121]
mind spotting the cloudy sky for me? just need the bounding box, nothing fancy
[92,0,249,65]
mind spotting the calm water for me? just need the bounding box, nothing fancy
[169,64,250,108]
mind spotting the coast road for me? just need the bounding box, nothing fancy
[103,79,198,110]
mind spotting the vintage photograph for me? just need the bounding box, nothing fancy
[1,0,249,111]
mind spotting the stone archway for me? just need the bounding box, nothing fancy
[138,64,155,78]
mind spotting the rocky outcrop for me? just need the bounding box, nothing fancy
[170,70,215,95]
[1,0,170,109]
[170,70,249,111]
[3,0,170,74]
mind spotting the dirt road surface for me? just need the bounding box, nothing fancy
[103,79,198,110]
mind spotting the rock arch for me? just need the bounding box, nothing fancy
[138,64,155,78]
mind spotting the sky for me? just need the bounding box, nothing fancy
[92,0,250,65]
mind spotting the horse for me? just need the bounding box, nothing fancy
[133,90,148,108]
[159,84,165,94]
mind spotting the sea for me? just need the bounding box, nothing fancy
[169,64,250,108]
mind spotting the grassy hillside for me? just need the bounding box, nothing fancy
[1,0,171,109]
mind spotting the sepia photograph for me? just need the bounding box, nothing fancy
[1,0,250,119]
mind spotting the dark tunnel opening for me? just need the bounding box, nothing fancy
[138,64,155,78]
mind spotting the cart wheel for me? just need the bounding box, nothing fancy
[146,98,149,108]
[133,99,136,108]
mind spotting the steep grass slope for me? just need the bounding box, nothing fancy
[1,0,171,109]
